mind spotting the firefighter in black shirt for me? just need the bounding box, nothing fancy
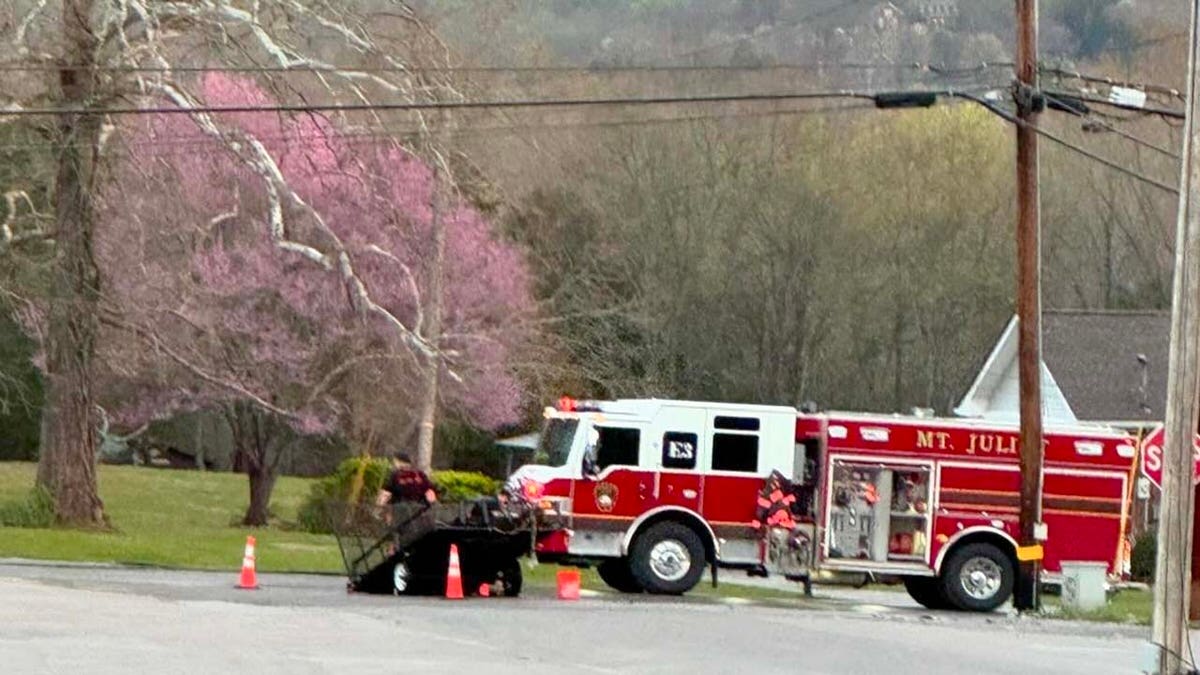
[377,452,438,507]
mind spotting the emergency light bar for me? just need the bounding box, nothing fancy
[555,396,603,413]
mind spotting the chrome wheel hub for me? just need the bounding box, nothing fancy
[649,539,691,582]
[393,562,409,593]
[959,556,1002,601]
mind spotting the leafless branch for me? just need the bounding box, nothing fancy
[100,308,294,419]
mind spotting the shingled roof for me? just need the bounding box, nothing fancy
[956,310,1170,424]
[1042,310,1169,423]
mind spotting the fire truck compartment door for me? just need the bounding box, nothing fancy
[652,406,706,512]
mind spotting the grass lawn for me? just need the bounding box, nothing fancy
[0,462,819,602]
[0,462,811,601]
[1042,588,1153,625]
[0,462,343,573]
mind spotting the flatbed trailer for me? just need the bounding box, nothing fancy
[332,499,538,596]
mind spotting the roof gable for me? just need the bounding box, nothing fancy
[956,310,1170,423]
[954,316,1077,423]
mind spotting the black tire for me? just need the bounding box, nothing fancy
[598,559,644,593]
[629,521,707,595]
[939,543,1015,612]
[903,576,951,610]
[496,558,523,598]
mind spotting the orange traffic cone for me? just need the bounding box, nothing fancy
[478,582,491,598]
[556,568,581,601]
[445,544,464,599]
[237,536,259,590]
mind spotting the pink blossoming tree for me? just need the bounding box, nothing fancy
[91,74,532,525]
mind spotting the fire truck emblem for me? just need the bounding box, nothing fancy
[594,482,618,513]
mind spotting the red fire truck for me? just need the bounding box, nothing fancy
[510,397,1138,612]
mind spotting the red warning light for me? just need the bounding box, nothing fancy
[522,479,545,501]
[557,396,577,412]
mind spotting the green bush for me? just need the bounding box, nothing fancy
[0,487,54,528]
[295,457,499,534]
[431,470,500,503]
[1131,532,1156,582]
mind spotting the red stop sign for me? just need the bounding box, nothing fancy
[1140,425,1200,490]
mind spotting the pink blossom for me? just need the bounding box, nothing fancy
[90,74,532,434]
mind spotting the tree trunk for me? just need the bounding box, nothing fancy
[36,0,106,527]
[227,403,282,527]
[416,160,447,473]
[243,463,277,527]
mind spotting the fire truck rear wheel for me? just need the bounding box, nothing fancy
[629,521,707,595]
[598,559,644,593]
[902,576,951,610]
[939,542,1015,612]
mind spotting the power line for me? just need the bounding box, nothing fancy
[955,92,1180,195]
[1042,92,1181,161]
[1044,89,1186,120]
[1040,66,1185,100]
[0,60,1011,76]
[0,102,880,154]
[0,88,978,117]
[0,81,1173,194]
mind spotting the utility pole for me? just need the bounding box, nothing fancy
[1013,0,1045,613]
[1151,1,1200,671]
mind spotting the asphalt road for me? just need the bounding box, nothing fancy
[0,561,1164,675]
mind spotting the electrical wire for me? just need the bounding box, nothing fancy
[0,86,1014,117]
[0,90,879,116]
[0,60,1012,76]
[1042,92,1181,161]
[0,82,1175,195]
[1040,66,1185,100]
[1044,89,1186,121]
[953,92,1180,195]
[0,101,881,154]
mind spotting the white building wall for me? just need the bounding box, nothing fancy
[982,359,1077,423]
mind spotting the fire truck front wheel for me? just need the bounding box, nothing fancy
[629,521,707,595]
[939,543,1015,612]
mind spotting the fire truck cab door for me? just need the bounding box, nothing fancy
[568,422,652,557]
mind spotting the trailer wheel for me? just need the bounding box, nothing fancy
[629,521,706,595]
[598,559,643,593]
[496,558,523,598]
[939,543,1015,612]
[903,576,950,610]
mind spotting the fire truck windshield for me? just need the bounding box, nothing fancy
[537,418,579,467]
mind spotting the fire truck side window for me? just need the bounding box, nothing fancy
[714,416,760,432]
[711,433,758,473]
[662,432,698,470]
[595,427,641,471]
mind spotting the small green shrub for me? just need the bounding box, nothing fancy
[0,486,55,528]
[431,471,500,503]
[295,457,499,534]
[1131,532,1156,582]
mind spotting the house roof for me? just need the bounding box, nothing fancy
[956,310,1170,424]
[1042,309,1170,423]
